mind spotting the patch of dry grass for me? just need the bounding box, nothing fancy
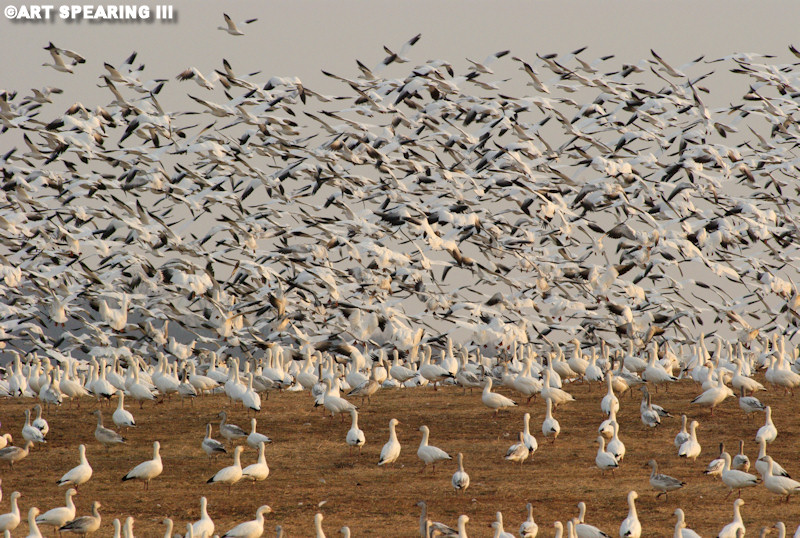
[1,376,799,536]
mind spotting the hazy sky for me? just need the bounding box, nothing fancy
[3,0,800,103]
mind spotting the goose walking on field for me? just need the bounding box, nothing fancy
[191,496,214,538]
[451,452,470,493]
[59,501,101,537]
[378,418,401,467]
[673,508,701,538]
[417,425,451,472]
[36,488,77,533]
[481,378,517,415]
[242,441,269,483]
[345,409,365,456]
[722,453,759,499]
[596,436,618,475]
[575,501,608,538]
[678,420,701,461]
[0,440,33,469]
[207,445,244,492]
[0,491,20,533]
[218,411,247,443]
[619,491,641,538]
[57,444,92,489]
[202,423,227,460]
[647,460,684,499]
[122,441,163,490]
[220,505,271,538]
[506,431,530,466]
[519,503,538,538]
[542,397,561,442]
[717,498,745,538]
[756,406,777,444]
[112,391,135,430]
[92,410,126,449]
[246,418,272,450]
[762,456,800,502]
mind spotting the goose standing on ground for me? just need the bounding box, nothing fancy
[506,431,530,466]
[763,456,800,502]
[601,372,619,417]
[345,409,365,456]
[542,397,561,442]
[417,425,451,472]
[220,505,271,538]
[519,503,538,538]
[521,412,538,453]
[57,444,92,489]
[607,421,625,463]
[755,437,790,478]
[678,420,701,461]
[756,406,777,444]
[738,387,766,416]
[25,506,42,538]
[313,512,326,538]
[491,512,514,538]
[717,498,745,538]
[619,491,641,538]
[482,378,517,415]
[647,460,684,499]
[541,369,575,409]
[0,440,34,468]
[691,375,733,416]
[674,415,689,448]
[575,501,608,538]
[59,501,101,536]
[32,404,49,438]
[455,515,469,538]
[36,488,77,533]
[320,378,357,421]
[112,391,135,430]
[705,443,726,478]
[640,393,661,429]
[191,496,214,538]
[673,508,701,538]
[207,445,244,492]
[417,501,456,537]
[451,452,470,493]
[202,424,227,459]
[92,410,125,449]
[241,373,261,414]
[122,441,163,490]
[242,441,269,483]
[22,409,46,443]
[246,418,272,450]
[596,436,618,475]
[0,491,20,533]
[732,440,750,472]
[378,418,401,467]
[218,411,248,443]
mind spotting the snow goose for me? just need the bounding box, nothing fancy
[419,349,455,390]
[59,500,101,536]
[722,453,759,499]
[162,518,174,538]
[0,434,11,450]
[491,512,514,538]
[519,503,538,538]
[242,441,269,483]
[92,410,125,449]
[0,491,20,533]
[220,505,271,538]
[607,421,625,463]
[122,440,163,490]
[313,512,326,538]
[482,378,517,415]
[451,452,470,493]
[601,372,619,417]
[646,460,684,499]
[673,508,700,538]
[319,378,357,421]
[417,425,451,472]
[732,440,750,472]
[378,418,401,466]
[417,501,455,537]
[247,418,272,450]
[541,369,574,409]
[512,359,541,402]
[217,13,257,36]
[191,496,214,538]
[642,344,677,388]
[553,521,565,538]
[705,443,726,478]
[0,440,33,468]
[691,375,733,415]
[347,363,380,405]
[756,406,778,444]
[455,515,469,538]
[521,412,538,453]
[127,366,156,408]
[241,373,262,414]
[37,489,78,535]
[756,438,790,478]
[542,397,561,442]
[202,423,227,459]
[207,445,243,492]
[32,404,48,438]
[640,386,672,418]
[619,491,641,538]
[599,407,618,438]
[112,391,135,429]
[595,436,618,475]
[345,409,365,456]
[506,432,530,466]
[640,393,661,429]
[58,444,92,489]
[25,506,42,538]
[717,498,745,538]
[575,501,607,537]
[731,359,765,394]
[22,408,46,443]
[678,420,701,461]
[763,456,800,502]
[218,411,248,443]
[738,387,766,417]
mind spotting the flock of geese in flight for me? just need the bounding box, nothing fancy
[0,12,800,537]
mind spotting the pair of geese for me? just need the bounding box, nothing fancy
[376,419,451,472]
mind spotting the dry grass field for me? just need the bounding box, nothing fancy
[1,375,799,537]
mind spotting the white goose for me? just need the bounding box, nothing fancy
[207,445,243,492]
[519,503,538,538]
[647,459,684,500]
[36,488,77,534]
[22,409,46,444]
[59,501,101,536]
[0,492,20,533]
[481,378,517,415]
[673,508,700,538]
[717,498,745,538]
[57,444,92,489]
[601,372,619,417]
[738,386,766,416]
[218,411,248,443]
[691,374,733,415]
[595,436,618,475]
[678,420,701,461]
[607,421,625,463]
[756,437,790,478]
[732,440,750,472]
[574,501,606,538]
[191,496,214,538]
[506,432,530,466]
[542,397,560,442]
[220,505,271,538]
[705,443,726,478]
[242,441,269,482]
[451,452,470,493]
[246,418,272,450]
[320,378,357,421]
[112,391,136,429]
[417,425,451,472]
[378,418,401,467]
[619,491,641,538]
[122,440,163,490]
[25,506,42,538]
[202,423,227,459]
[521,412,538,453]
[763,456,800,502]
[92,410,126,449]
[541,369,575,408]
[31,404,49,437]
[345,409,365,456]
[756,406,778,444]
[241,373,262,413]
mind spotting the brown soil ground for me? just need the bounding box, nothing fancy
[1,375,798,537]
